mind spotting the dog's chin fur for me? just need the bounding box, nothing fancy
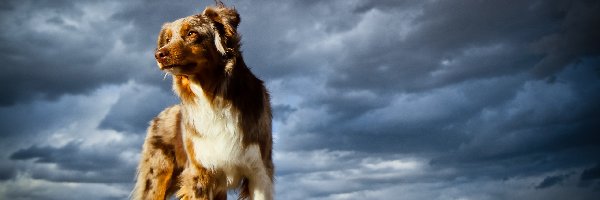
[161,64,196,76]
[132,5,273,200]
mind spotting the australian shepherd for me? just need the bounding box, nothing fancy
[131,3,273,200]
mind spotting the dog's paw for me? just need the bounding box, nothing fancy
[177,171,216,200]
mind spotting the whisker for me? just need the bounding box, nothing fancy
[163,72,169,80]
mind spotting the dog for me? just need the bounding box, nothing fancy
[131,4,273,200]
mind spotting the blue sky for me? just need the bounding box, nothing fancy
[1,0,599,199]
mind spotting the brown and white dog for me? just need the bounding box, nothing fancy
[131,4,273,200]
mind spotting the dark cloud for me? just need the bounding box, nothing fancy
[272,104,297,122]
[579,164,600,188]
[0,164,15,180]
[9,142,116,171]
[0,0,180,106]
[581,164,600,182]
[536,174,572,189]
[10,141,135,183]
[283,74,526,152]
[324,0,572,94]
[0,0,125,106]
[270,0,600,194]
[99,82,178,133]
[532,0,600,77]
[0,178,129,200]
[0,86,114,149]
[270,0,600,171]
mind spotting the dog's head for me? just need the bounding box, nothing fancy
[154,6,240,76]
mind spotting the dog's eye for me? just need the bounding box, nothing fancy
[187,31,198,37]
[166,38,171,43]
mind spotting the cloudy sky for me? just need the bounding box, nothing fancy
[1,0,599,199]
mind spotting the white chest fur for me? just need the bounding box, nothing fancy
[181,84,264,188]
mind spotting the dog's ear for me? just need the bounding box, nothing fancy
[203,6,240,37]
[203,6,240,56]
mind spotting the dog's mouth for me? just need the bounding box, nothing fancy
[161,63,196,70]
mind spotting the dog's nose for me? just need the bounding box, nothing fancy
[155,49,169,60]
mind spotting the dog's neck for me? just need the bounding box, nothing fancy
[172,54,271,159]
[172,56,242,107]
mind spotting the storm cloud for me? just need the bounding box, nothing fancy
[1,0,599,199]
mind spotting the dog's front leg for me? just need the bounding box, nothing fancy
[177,165,211,200]
[131,141,176,200]
[248,165,273,200]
